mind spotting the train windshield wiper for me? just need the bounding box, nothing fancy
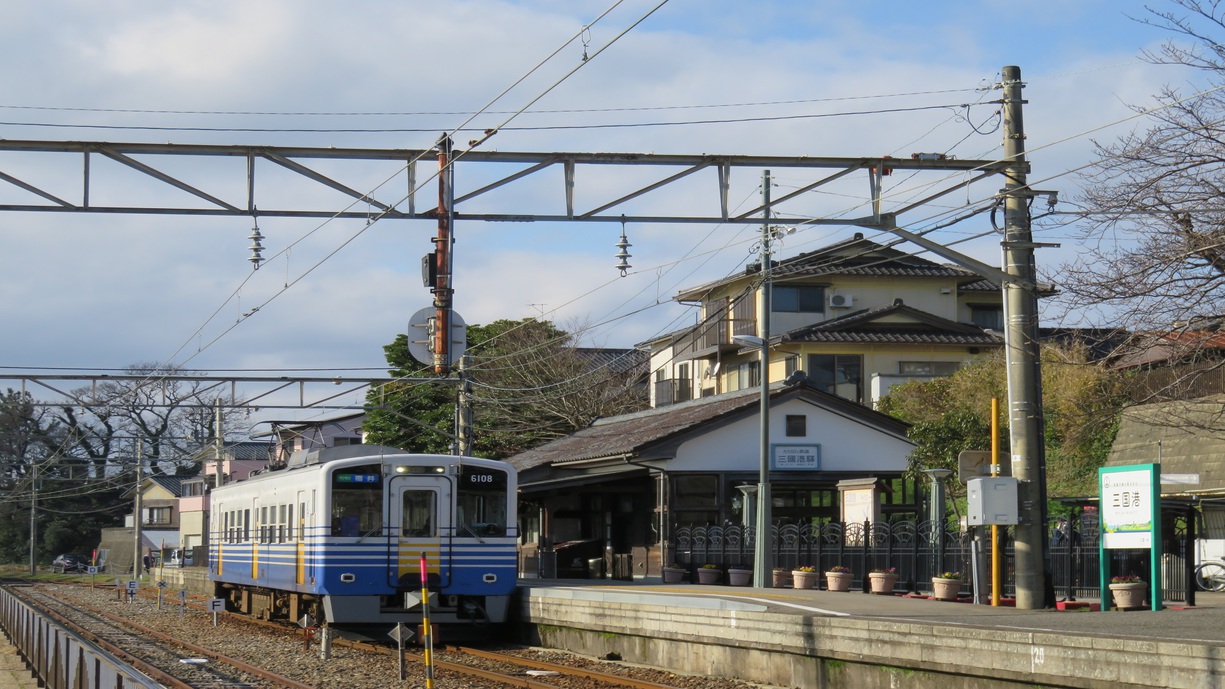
[458,521,486,543]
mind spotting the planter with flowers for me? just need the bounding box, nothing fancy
[931,571,962,601]
[697,564,722,585]
[772,567,791,588]
[1109,575,1148,610]
[825,565,853,592]
[792,565,819,590]
[662,564,685,584]
[728,566,753,586]
[869,567,899,595]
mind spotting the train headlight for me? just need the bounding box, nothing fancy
[394,466,409,474]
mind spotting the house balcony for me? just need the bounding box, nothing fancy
[672,316,756,361]
[654,378,695,407]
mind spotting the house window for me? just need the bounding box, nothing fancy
[785,415,807,437]
[774,285,826,313]
[147,506,172,525]
[899,361,960,376]
[970,305,1004,330]
[735,360,760,390]
[808,354,863,403]
[672,474,719,527]
[675,363,692,403]
[785,355,799,376]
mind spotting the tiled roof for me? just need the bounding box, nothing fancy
[505,381,908,472]
[675,232,983,300]
[782,300,1002,346]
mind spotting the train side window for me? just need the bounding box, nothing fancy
[287,505,294,541]
[331,463,383,537]
[243,509,250,542]
[403,491,436,537]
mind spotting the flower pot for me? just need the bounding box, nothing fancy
[662,567,685,584]
[792,570,819,590]
[772,570,791,588]
[825,571,852,592]
[697,568,722,585]
[1109,582,1148,610]
[728,568,752,586]
[869,572,899,595]
[931,577,961,601]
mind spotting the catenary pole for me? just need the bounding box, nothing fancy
[1000,65,1050,609]
[753,170,773,589]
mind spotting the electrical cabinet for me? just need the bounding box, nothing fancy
[966,476,1019,526]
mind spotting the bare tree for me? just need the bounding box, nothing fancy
[57,364,249,476]
[1050,0,1225,409]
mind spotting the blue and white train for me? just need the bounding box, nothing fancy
[208,445,518,632]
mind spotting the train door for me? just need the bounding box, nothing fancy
[388,476,452,588]
[295,490,309,586]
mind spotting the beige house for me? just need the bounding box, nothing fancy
[646,232,1004,408]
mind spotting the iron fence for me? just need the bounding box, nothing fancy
[674,510,1194,602]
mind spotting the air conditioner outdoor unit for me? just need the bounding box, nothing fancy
[829,293,853,308]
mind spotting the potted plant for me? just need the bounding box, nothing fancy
[728,565,753,586]
[772,567,791,588]
[792,565,819,590]
[662,563,685,584]
[697,563,722,585]
[1109,574,1147,610]
[931,571,962,601]
[869,566,899,595]
[825,565,853,592]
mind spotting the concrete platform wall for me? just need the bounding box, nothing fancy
[517,588,1224,689]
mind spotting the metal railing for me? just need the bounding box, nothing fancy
[0,586,161,689]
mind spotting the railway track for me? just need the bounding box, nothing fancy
[11,581,773,689]
[13,585,309,688]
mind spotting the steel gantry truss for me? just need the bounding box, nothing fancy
[3,372,402,412]
[0,139,1012,227]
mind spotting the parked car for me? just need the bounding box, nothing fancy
[51,553,88,573]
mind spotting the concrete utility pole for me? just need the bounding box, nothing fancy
[214,398,224,489]
[134,438,143,577]
[754,170,773,588]
[1000,65,1050,609]
[457,355,474,456]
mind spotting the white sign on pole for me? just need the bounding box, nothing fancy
[208,598,225,612]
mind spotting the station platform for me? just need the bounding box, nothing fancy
[515,578,1225,689]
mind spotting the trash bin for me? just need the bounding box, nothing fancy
[587,558,605,579]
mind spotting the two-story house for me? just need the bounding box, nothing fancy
[646,232,1004,408]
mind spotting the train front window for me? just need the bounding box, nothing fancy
[457,466,509,537]
[331,463,383,537]
[403,491,436,537]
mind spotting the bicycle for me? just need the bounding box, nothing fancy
[1194,560,1225,592]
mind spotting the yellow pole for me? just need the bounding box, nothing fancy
[991,397,1000,607]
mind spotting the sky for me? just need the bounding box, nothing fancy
[0,0,1207,419]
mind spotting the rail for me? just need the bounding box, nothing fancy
[0,584,161,689]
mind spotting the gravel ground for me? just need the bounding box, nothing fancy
[37,583,785,689]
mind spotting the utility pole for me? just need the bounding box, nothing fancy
[214,398,224,489]
[28,461,37,576]
[1000,65,1050,609]
[433,135,456,376]
[457,355,474,456]
[134,438,143,578]
[754,170,773,588]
